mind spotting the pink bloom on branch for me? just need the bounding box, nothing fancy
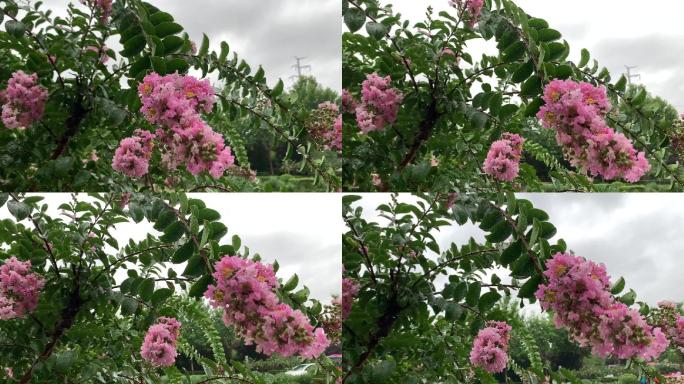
[1,71,48,130]
[537,79,650,183]
[483,132,525,182]
[141,317,181,367]
[342,275,359,320]
[80,0,112,24]
[205,256,330,358]
[342,89,356,114]
[449,0,484,27]
[535,252,668,360]
[355,73,403,133]
[0,257,45,320]
[470,321,512,373]
[112,129,156,178]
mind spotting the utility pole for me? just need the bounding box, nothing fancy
[625,65,641,84]
[289,56,312,82]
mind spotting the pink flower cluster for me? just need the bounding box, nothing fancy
[469,321,512,373]
[113,73,235,178]
[653,301,684,352]
[141,317,181,367]
[205,256,330,358]
[535,252,668,360]
[307,102,342,153]
[483,132,525,182]
[342,273,359,320]
[80,0,112,23]
[1,71,48,130]
[346,73,403,133]
[449,0,484,27]
[0,257,45,320]
[112,129,155,178]
[537,79,650,183]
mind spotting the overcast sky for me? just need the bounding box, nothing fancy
[0,193,342,303]
[388,0,684,113]
[351,193,684,313]
[47,0,340,91]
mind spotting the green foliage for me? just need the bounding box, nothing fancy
[341,193,659,383]
[0,193,335,383]
[0,0,340,191]
[342,0,684,192]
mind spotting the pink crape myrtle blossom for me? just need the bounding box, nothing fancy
[342,89,356,114]
[537,79,650,183]
[205,256,330,358]
[112,129,156,178]
[138,73,215,131]
[342,272,359,320]
[80,0,112,23]
[536,252,668,360]
[86,45,110,64]
[114,72,236,179]
[449,0,484,27]
[469,321,512,373]
[141,317,181,367]
[483,132,525,182]
[355,73,403,133]
[653,302,684,352]
[1,71,48,130]
[307,102,342,153]
[0,257,45,320]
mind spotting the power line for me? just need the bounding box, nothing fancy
[625,65,641,84]
[289,56,312,82]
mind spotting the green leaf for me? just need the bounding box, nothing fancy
[272,79,284,97]
[520,75,542,98]
[632,88,647,106]
[198,208,220,221]
[5,20,25,37]
[160,221,185,243]
[283,274,299,291]
[139,278,155,301]
[154,21,182,38]
[578,48,590,68]
[172,241,196,263]
[465,282,481,307]
[344,8,365,33]
[511,61,534,83]
[56,350,77,371]
[502,41,526,63]
[149,12,173,25]
[525,97,544,117]
[518,275,542,299]
[183,256,204,277]
[151,288,173,306]
[232,235,241,250]
[121,35,146,57]
[486,221,513,243]
[610,276,626,295]
[554,64,573,79]
[292,287,309,304]
[189,275,211,298]
[165,58,190,74]
[208,222,227,241]
[199,33,209,56]
[153,209,177,231]
[614,75,627,92]
[365,21,387,40]
[619,289,637,306]
[162,35,183,55]
[7,200,30,221]
[445,301,463,321]
[478,291,501,313]
[120,297,138,316]
[500,240,523,266]
[537,28,561,42]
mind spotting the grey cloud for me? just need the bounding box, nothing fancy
[242,232,341,302]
